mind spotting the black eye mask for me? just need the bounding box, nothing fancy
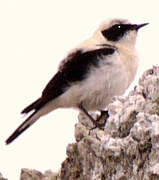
[101,24,136,42]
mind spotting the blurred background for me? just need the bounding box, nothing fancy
[0,0,157,179]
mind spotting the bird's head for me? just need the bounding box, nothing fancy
[94,18,148,48]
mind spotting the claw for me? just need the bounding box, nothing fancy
[90,111,109,130]
[79,104,109,130]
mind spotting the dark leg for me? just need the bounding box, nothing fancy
[79,104,97,126]
[97,110,109,122]
[79,104,107,129]
[93,110,109,129]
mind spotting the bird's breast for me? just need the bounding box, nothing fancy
[54,49,138,111]
[78,51,138,110]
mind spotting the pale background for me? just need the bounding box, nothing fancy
[0,0,158,179]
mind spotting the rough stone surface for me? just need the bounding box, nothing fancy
[0,173,7,180]
[61,66,159,180]
[20,169,60,180]
[3,66,159,180]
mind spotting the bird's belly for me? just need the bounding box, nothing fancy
[79,64,130,111]
[55,61,134,111]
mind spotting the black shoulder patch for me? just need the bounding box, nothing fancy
[61,47,115,81]
[36,47,115,109]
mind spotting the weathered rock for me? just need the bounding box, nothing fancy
[61,66,159,180]
[0,173,7,180]
[4,66,159,180]
[20,169,60,180]
[20,169,44,180]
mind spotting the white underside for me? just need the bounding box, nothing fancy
[35,48,138,120]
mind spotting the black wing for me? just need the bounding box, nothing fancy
[21,47,115,113]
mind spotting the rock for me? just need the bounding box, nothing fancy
[4,66,159,180]
[60,66,159,180]
[0,172,7,180]
[20,169,60,180]
[20,169,44,180]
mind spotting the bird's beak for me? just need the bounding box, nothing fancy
[134,23,149,30]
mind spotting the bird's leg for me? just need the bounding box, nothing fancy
[79,104,107,129]
[79,104,97,125]
[97,110,109,122]
[96,110,109,126]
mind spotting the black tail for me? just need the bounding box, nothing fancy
[21,98,41,114]
[6,110,39,145]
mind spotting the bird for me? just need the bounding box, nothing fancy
[5,18,148,144]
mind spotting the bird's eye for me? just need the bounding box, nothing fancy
[113,24,121,29]
[101,24,128,41]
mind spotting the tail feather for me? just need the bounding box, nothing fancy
[21,98,41,114]
[6,110,39,145]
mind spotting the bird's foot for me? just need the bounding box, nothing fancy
[90,110,109,130]
[79,104,109,130]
